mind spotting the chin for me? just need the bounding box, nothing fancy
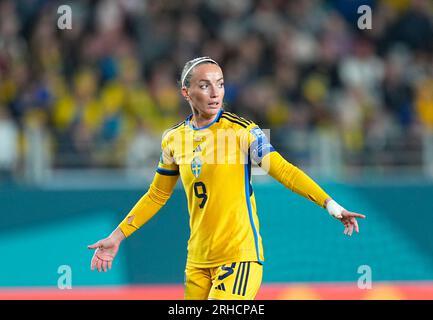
[204,107,221,117]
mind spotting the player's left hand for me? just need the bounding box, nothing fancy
[338,210,366,236]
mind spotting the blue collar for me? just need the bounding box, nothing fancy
[186,108,223,131]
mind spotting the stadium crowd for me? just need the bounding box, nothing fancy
[0,0,432,180]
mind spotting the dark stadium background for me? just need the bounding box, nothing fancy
[0,0,433,299]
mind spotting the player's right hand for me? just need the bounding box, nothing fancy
[88,237,120,272]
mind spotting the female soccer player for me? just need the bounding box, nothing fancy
[88,57,365,300]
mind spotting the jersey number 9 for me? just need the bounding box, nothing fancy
[193,182,208,209]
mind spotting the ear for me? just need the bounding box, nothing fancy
[181,87,190,101]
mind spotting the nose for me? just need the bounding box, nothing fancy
[210,85,219,98]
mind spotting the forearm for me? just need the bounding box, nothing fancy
[118,173,178,237]
[264,151,330,208]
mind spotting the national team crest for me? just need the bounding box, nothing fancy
[191,156,203,178]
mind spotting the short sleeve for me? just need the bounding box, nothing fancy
[156,132,179,176]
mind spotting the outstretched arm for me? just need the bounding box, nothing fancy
[88,130,180,271]
[117,172,179,237]
[241,121,365,235]
[262,151,365,235]
[88,171,179,272]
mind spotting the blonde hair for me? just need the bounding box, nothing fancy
[180,57,219,88]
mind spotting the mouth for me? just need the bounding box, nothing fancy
[208,102,220,108]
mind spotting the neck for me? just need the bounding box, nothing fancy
[191,109,220,128]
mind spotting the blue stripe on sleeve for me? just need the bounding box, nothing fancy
[156,168,179,176]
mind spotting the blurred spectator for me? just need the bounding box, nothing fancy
[383,0,433,53]
[338,36,385,100]
[125,119,161,174]
[382,48,414,129]
[0,107,18,183]
[415,78,433,130]
[22,109,52,184]
[52,68,101,167]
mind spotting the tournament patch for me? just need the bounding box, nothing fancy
[249,127,274,164]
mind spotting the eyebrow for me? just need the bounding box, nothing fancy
[198,77,224,83]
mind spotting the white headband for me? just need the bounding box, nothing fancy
[181,58,218,87]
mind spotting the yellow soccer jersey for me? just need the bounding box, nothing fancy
[118,108,331,269]
[158,109,270,268]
